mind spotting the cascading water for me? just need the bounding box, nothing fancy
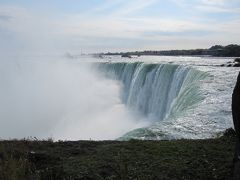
[0,57,236,141]
[96,62,209,140]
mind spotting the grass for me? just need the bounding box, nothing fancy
[0,133,236,180]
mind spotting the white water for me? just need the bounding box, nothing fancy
[0,55,238,140]
[96,63,207,121]
[96,56,238,140]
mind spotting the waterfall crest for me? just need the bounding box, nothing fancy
[96,62,208,139]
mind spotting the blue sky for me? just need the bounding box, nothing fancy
[0,0,240,54]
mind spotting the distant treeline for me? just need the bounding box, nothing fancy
[103,44,240,57]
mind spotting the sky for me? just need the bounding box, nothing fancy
[0,0,240,54]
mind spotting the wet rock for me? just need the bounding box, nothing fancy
[233,63,240,67]
[220,59,240,67]
[121,54,132,58]
[234,58,240,63]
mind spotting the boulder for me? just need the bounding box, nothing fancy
[121,54,132,58]
[234,58,240,63]
[233,63,240,67]
[232,72,240,179]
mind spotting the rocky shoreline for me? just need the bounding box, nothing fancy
[220,58,240,67]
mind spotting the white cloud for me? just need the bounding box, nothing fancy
[197,0,240,13]
[0,1,240,54]
[110,0,157,16]
[200,0,228,6]
[171,0,240,14]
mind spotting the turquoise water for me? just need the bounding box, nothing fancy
[92,55,238,140]
[95,62,209,140]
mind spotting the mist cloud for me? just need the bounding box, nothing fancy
[0,58,147,140]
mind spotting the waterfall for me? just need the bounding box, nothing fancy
[95,62,208,140]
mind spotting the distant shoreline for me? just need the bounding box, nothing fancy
[100,44,240,57]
